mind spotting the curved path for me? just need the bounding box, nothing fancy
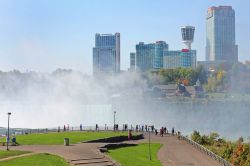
[142,134,221,166]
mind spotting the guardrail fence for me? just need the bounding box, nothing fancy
[179,135,234,166]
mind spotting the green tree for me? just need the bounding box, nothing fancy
[206,76,216,92]
[196,65,207,84]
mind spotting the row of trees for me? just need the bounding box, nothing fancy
[205,62,250,93]
[191,131,250,166]
[146,62,250,94]
[146,65,207,86]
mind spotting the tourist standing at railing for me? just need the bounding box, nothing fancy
[63,125,66,132]
[80,124,82,131]
[151,125,154,132]
[164,127,167,135]
[172,128,175,136]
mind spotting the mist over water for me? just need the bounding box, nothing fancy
[0,70,249,140]
[114,98,250,140]
[0,70,146,128]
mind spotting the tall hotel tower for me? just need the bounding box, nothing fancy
[93,33,120,74]
[206,6,238,62]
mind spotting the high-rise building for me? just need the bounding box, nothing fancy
[135,41,168,72]
[93,33,120,74]
[206,6,238,62]
[130,52,136,71]
[163,49,196,69]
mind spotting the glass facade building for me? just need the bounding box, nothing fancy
[163,50,196,69]
[130,52,136,71]
[93,33,120,74]
[206,6,238,62]
[135,41,168,72]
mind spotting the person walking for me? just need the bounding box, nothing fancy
[155,129,158,136]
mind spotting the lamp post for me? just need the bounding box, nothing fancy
[148,125,151,160]
[111,94,120,131]
[113,111,116,131]
[7,112,11,151]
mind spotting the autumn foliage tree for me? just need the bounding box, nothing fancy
[191,131,250,166]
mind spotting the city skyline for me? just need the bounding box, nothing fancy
[0,0,249,74]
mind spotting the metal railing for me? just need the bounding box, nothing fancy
[0,125,134,137]
[179,135,234,166]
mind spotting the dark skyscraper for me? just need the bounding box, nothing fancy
[93,33,120,74]
[206,6,238,62]
[130,52,136,71]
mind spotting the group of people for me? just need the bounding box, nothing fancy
[122,124,128,131]
[135,125,154,132]
[57,124,76,132]
[155,127,175,136]
[56,124,177,137]
[158,127,167,136]
[114,124,119,131]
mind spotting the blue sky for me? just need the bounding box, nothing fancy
[0,0,249,74]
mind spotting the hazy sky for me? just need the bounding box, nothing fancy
[0,0,249,74]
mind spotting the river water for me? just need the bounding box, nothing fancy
[0,98,249,140]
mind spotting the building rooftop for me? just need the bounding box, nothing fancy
[208,6,233,11]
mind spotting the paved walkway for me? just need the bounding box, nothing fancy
[142,134,221,166]
[0,134,222,166]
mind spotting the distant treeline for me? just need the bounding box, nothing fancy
[145,63,250,93]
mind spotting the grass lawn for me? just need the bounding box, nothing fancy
[0,153,69,166]
[0,150,30,159]
[106,143,162,166]
[0,131,132,145]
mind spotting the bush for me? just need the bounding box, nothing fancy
[191,131,250,166]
